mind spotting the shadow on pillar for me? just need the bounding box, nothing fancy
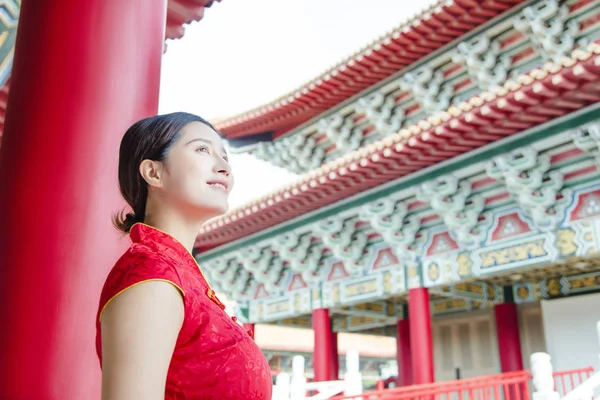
[396,306,413,387]
[408,288,434,385]
[313,308,336,382]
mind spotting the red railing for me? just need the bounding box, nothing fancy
[553,367,594,396]
[332,368,595,400]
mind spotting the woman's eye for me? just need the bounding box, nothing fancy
[196,145,210,154]
[223,156,229,163]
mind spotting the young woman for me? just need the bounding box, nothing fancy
[96,112,272,399]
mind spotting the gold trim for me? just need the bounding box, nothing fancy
[99,278,185,323]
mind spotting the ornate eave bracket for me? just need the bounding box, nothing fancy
[360,197,423,261]
[451,35,512,92]
[313,217,370,275]
[318,113,363,153]
[572,122,600,166]
[399,66,454,115]
[254,135,325,174]
[417,175,491,250]
[486,147,571,232]
[271,231,326,284]
[235,246,285,294]
[513,0,580,63]
[355,91,404,136]
[202,256,252,301]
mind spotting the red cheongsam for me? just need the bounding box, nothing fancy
[96,223,272,399]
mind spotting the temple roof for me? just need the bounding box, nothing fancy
[195,43,600,251]
[214,0,528,140]
[0,0,221,145]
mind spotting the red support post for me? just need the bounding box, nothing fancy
[0,0,167,398]
[409,288,434,385]
[313,308,335,382]
[495,302,524,372]
[396,318,413,386]
[330,331,339,380]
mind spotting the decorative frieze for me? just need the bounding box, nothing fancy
[202,256,245,299]
[236,247,285,293]
[271,232,325,284]
[317,114,363,152]
[513,0,579,63]
[572,122,600,165]
[540,270,600,298]
[361,198,422,261]
[486,147,570,231]
[399,66,454,115]
[202,257,228,290]
[355,92,404,136]
[451,35,511,92]
[254,135,325,174]
[314,218,370,274]
[418,175,490,250]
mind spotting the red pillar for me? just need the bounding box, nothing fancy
[494,302,524,372]
[313,308,335,381]
[409,288,434,384]
[0,1,167,398]
[330,331,339,380]
[396,318,413,386]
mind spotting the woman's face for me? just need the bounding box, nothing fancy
[156,122,233,218]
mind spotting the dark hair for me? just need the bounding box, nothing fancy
[112,112,217,233]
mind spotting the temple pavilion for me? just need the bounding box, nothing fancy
[194,0,600,387]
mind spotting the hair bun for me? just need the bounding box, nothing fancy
[112,211,140,234]
[124,213,138,224]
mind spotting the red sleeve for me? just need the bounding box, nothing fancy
[97,249,185,322]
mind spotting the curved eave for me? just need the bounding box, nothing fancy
[215,0,527,139]
[195,44,600,251]
[0,0,221,145]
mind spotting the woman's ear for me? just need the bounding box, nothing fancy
[139,159,164,188]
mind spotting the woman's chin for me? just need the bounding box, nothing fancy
[199,201,229,220]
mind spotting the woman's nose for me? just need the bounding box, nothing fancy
[214,157,231,176]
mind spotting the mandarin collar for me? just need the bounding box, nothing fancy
[129,223,193,260]
[129,223,220,301]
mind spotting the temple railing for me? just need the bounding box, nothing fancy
[333,370,531,400]
[328,366,594,400]
[553,367,594,396]
[374,367,595,397]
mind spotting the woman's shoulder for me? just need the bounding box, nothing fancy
[99,244,186,310]
[115,242,180,272]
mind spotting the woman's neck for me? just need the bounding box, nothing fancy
[143,212,204,252]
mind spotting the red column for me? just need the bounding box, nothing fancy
[330,331,339,380]
[494,303,524,372]
[0,1,167,398]
[409,288,434,384]
[396,318,413,386]
[313,308,335,381]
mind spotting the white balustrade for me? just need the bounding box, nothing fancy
[531,352,560,400]
[290,356,307,400]
[343,350,363,397]
[272,351,363,399]
[530,320,600,400]
[274,373,291,400]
